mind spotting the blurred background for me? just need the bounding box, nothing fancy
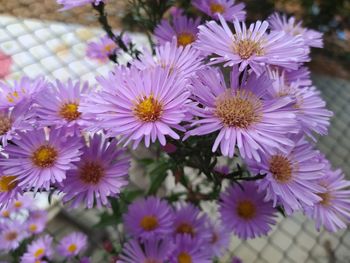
[0,0,349,262]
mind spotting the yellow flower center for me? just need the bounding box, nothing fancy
[32,145,58,168]
[29,224,38,232]
[5,231,18,241]
[140,215,159,231]
[177,32,196,46]
[2,210,10,217]
[178,252,192,263]
[215,90,262,128]
[68,243,77,253]
[34,248,45,258]
[210,3,225,14]
[104,43,116,53]
[0,115,12,136]
[14,201,22,208]
[59,102,81,122]
[134,95,163,122]
[318,191,332,206]
[79,162,105,185]
[236,200,256,219]
[176,223,195,237]
[269,155,293,183]
[233,39,264,60]
[0,176,17,192]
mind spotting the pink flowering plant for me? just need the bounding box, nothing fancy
[0,0,349,262]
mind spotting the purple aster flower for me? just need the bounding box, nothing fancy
[57,0,107,11]
[0,166,22,208]
[154,10,201,46]
[133,39,203,79]
[304,162,350,232]
[187,67,298,161]
[0,128,83,191]
[57,232,87,257]
[196,17,309,75]
[247,136,325,214]
[170,235,211,263]
[86,34,130,63]
[10,195,34,211]
[268,12,323,48]
[0,100,34,146]
[35,80,90,136]
[119,238,173,263]
[172,203,211,243]
[207,220,231,257]
[232,256,243,263]
[20,235,53,263]
[81,66,191,148]
[123,196,174,240]
[0,221,28,251]
[0,76,46,110]
[220,182,277,239]
[192,0,246,21]
[62,133,129,208]
[26,210,48,235]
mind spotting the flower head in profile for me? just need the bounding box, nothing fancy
[0,76,46,110]
[123,197,174,240]
[219,182,277,239]
[187,67,298,161]
[57,0,107,11]
[0,221,28,251]
[20,235,53,263]
[35,80,91,135]
[26,210,48,235]
[57,232,87,258]
[196,17,309,75]
[119,238,173,263]
[304,157,350,232]
[154,10,201,46]
[247,136,325,214]
[62,133,129,208]
[192,0,246,21]
[0,128,83,191]
[268,12,323,48]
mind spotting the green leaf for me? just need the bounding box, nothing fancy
[147,162,169,195]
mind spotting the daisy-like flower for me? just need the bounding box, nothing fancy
[268,72,333,138]
[62,134,129,208]
[170,235,211,263]
[119,238,173,263]
[196,17,309,75]
[0,100,33,146]
[304,162,350,232]
[173,203,211,242]
[0,128,83,191]
[187,67,298,161]
[133,39,203,80]
[247,136,325,214]
[35,80,90,136]
[207,220,231,257]
[10,195,34,211]
[123,196,174,240]
[57,0,107,11]
[57,232,87,257]
[268,12,323,48]
[0,221,28,251]
[0,166,22,208]
[154,10,201,46]
[0,76,46,110]
[86,34,130,63]
[20,235,53,263]
[192,0,246,21]
[219,182,277,239]
[26,210,48,235]
[81,66,191,148]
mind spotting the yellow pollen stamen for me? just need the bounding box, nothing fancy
[29,224,38,232]
[68,243,77,253]
[176,223,195,237]
[140,215,159,231]
[14,201,22,208]
[79,162,105,185]
[233,39,264,60]
[177,32,196,46]
[5,231,18,241]
[318,192,332,206]
[0,115,12,136]
[2,210,10,217]
[59,102,81,122]
[215,90,262,128]
[269,155,293,183]
[210,3,225,14]
[236,200,256,219]
[6,91,20,103]
[178,252,192,263]
[32,145,58,168]
[34,248,45,258]
[0,176,17,192]
[134,95,163,122]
